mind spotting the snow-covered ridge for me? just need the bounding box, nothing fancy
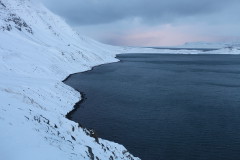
[0,0,139,159]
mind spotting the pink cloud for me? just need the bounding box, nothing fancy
[113,25,225,46]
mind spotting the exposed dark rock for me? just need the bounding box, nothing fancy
[3,13,33,34]
[0,1,6,8]
[67,140,72,144]
[40,115,50,125]
[71,135,76,141]
[89,129,99,144]
[72,125,75,132]
[34,116,41,123]
[87,146,95,160]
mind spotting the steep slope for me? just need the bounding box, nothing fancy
[0,0,139,160]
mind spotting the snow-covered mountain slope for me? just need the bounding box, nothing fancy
[0,0,140,160]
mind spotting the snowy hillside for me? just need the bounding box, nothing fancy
[0,0,140,160]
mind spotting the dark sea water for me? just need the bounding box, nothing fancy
[64,54,240,160]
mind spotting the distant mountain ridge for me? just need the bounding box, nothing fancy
[182,41,240,49]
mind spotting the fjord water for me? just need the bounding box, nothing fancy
[65,54,240,160]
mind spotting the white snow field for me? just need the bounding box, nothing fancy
[0,0,240,160]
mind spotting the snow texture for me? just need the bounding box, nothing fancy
[0,0,240,160]
[0,0,138,160]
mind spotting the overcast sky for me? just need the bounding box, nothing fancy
[41,0,240,46]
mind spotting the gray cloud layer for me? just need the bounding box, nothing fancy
[41,0,239,25]
[41,0,240,46]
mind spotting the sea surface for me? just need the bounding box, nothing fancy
[64,53,240,160]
